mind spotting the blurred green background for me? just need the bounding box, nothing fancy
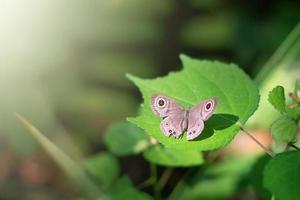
[0,0,299,199]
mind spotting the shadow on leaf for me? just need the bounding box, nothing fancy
[193,113,239,141]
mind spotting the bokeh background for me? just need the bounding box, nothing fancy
[0,0,299,199]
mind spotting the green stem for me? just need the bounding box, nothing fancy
[137,177,155,189]
[255,23,300,84]
[168,169,195,200]
[150,164,161,200]
[137,163,157,189]
[157,168,174,192]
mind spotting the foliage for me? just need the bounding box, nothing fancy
[261,82,300,200]
[109,176,153,200]
[248,154,272,200]
[268,84,300,147]
[85,152,119,189]
[264,151,300,200]
[143,145,203,167]
[268,86,286,114]
[270,116,297,143]
[169,156,257,200]
[128,55,259,151]
[104,122,150,156]
[16,114,103,199]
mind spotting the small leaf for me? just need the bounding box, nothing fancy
[104,122,150,156]
[127,54,259,151]
[270,116,297,143]
[263,151,300,200]
[143,145,204,167]
[85,152,119,189]
[109,176,153,200]
[16,114,103,199]
[268,86,286,113]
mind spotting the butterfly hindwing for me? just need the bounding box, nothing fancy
[160,113,186,138]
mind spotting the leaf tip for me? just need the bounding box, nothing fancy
[126,117,136,124]
[126,73,143,85]
[179,54,192,64]
[125,73,133,79]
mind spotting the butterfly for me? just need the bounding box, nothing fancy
[151,95,217,140]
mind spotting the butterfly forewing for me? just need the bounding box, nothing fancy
[151,95,185,118]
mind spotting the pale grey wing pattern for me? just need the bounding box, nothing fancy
[187,115,204,140]
[187,102,205,140]
[160,112,186,138]
[151,95,185,118]
[186,98,217,140]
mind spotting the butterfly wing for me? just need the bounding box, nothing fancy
[151,95,185,118]
[151,95,186,138]
[160,112,187,138]
[187,98,217,140]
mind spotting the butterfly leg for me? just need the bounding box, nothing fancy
[173,132,183,139]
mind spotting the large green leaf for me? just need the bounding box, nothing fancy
[263,151,300,200]
[270,116,297,143]
[85,152,119,189]
[128,55,259,150]
[104,122,150,156]
[109,176,153,200]
[143,145,203,167]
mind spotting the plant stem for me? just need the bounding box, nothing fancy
[137,163,158,190]
[168,169,195,200]
[150,164,161,200]
[255,23,300,84]
[240,127,275,158]
[137,177,155,189]
[157,168,173,192]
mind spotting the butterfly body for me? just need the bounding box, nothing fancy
[151,95,217,140]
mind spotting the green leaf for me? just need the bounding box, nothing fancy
[127,54,259,150]
[143,145,204,167]
[270,116,297,143]
[248,155,272,200]
[169,156,257,200]
[268,86,286,113]
[104,122,150,156]
[16,114,103,199]
[263,151,300,200]
[109,176,153,200]
[85,152,119,189]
